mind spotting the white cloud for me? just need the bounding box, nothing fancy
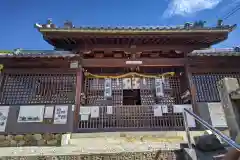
[163,0,222,18]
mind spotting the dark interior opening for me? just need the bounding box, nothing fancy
[123,89,141,105]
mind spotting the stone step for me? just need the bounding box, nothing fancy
[71,131,186,139]
[69,131,186,153]
[71,131,230,143]
[69,138,183,152]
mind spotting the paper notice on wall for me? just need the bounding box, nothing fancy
[208,103,227,127]
[79,107,91,115]
[153,105,162,117]
[18,105,44,123]
[91,106,99,118]
[80,114,89,121]
[107,106,113,114]
[54,105,68,124]
[173,105,196,127]
[44,106,54,118]
[0,106,9,132]
[162,105,168,113]
[173,105,184,113]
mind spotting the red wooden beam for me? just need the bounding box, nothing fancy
[82,58,186,67]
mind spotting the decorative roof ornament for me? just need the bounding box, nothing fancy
[46,18,52,28]
[34,23,43,29]
[184,21,206,29]
[216,19,237,30]
[64,20,74,29]
[38,18,57,28]
[217,19,223,27]
[184,22,193,29]
[13,48,22,55]
[193,20,206,28]
[234,46,240,52]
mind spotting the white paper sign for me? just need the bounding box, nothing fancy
[184,105,196,127]
[44,106,54,118]
[173,105,184,113]
[81,114,89,121]
[173,105,196,127]
[107,106,113,114]
[70,61,79,68]
[162,105,168,113]
[208,103,227,127]
[79,107,91,115]
[91,106,99,118]
[153,105,162,117]
[72,105,75,111]
[18,105,44,123]
[54,105,68,124]
[125,61,142,64]
[0,106,9,132]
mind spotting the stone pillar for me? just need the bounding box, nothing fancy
[218,78,240,139]
[73,66,83,132]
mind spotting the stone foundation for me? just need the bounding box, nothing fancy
[0,133,62,147]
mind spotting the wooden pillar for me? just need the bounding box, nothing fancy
[74,66,83,132]
[185,65,199,116]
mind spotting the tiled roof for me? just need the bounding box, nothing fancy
[189,48,240,56]
[1,48,240,58]
[0,50,78,58]
[37,20,237,34]
[35,19,236,33]
[39,25,235,33]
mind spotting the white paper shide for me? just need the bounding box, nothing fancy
[18,105,44,123]
[123,78,132,89]
[155,78,164,97]
[104,78,112,98]
[54,105,68,124]
[0,106,10,132]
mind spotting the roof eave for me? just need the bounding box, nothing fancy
[38,29,233,34]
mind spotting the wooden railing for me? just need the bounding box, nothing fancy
[78,105,186,132]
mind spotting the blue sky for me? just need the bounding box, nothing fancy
[0,0,239,50]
